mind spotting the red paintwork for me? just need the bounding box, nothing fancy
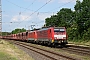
[36,27,54,41]
[27,31,37,41]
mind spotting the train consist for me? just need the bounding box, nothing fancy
[2,27,68,46]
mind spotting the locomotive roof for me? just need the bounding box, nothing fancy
[37,27,65,31]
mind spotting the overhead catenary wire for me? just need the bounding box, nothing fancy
[24,0,52,21]
[1,22,20,24]
[5,0,50,15]
[17,0,52,26]
[4,0,37,29]
[48,0,74,12]
[4,0,52,27]
[23,0,75,29]
[21,0,37,14]
[4,0,76,31]
[16,0,52,30]
[25,0,75,23]
[16,0,75,30]
[5,0,33,11]
[4,0,56,14]
[18,0,75,24]
[5,0,75,13]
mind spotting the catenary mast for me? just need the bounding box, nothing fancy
[0,0,2,36]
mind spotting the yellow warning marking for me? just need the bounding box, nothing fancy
[52,40,54,43]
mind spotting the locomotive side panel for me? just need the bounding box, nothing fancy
[36,29,50,43]
[27,31,37,42]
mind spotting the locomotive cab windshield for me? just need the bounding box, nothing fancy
[54,27,66,40]
[54,28,65,32]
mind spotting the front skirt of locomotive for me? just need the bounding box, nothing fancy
[53,39,68,45]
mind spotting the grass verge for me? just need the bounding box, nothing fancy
[0,39,34,60]
[0,51,17,60]
[68,40,90,47]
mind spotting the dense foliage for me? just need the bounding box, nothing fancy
[2,32,11,36]
[45,0,90,41]
[1,28,26,36]
[11,28,26,34]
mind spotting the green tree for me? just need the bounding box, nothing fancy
[45,15,58,27]
[74,0,90,39]
[11,28,26,34]
[57,8,74,28]
[2,32,11,36]
[45,8,74,28]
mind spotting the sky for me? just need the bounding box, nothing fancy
[2,0,83,32]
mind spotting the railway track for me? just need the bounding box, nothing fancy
[61,45,90,57]
[67,44,90,49]
[4,39,90,60]
[12,41,77,60]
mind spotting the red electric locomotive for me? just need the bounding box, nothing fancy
[36,27,68,46]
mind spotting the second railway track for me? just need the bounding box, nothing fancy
[62,45,90,56]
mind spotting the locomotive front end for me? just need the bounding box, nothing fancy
[54,27,68,45]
